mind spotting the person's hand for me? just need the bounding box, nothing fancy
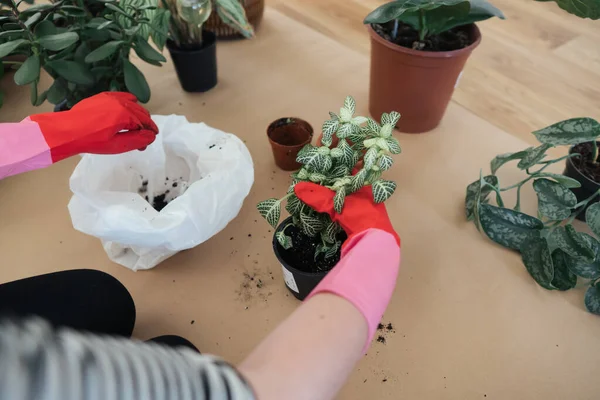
[293,182,400,249]
[28,92,158,162]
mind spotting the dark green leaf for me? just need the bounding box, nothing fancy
[150,8,170,50]
[84,40,122,63]
[521,237,554,290]
[97,20,113,30]
[0,30,26,40]
[490,150,528,174]
[551,249,578,290]
[532,117,600,146]
[533,178,576,220]
[567,233,600,279]
[433,0,506,32]
[60,5,86,17]
[24,12,42,28]
[133,37,166,63]
[300,212,324,237]
[123,58,150,103]
[14,54,39,85]
[0,39,28,58]
[584,284,600,314]
[551,225,595,263]
[21,3,53,14]
[364,0,468,24]
[537,0,600,19]
[2,23,21,31]
[586,202,600,238]
[517,144,552,169]
[535,172,581,188]
[29,78,37,106]
[38,32,79,51]
[276,232,292,250]
[46,79,67,104]
[105,3,132,18]
[465,175,498,220]
[34,20,57,37]
[478,204,543,250]
[46,60,95,85]
[334,186,346,213]
[372,179,397,203]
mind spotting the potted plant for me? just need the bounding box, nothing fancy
[363,0,504,133]
[161,0,253,92]
[465,117,600,315]
[204,0,263,38]
[0,0,170,110]
[258,96,402,300]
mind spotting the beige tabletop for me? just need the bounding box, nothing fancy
[1,8,600,400]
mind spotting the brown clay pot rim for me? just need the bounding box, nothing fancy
[367,23,482,59]
[267,117,314,148]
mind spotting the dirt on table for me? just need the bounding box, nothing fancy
[571,142,600,182]
[372,22,472,52]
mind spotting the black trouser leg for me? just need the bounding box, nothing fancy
[0,269,136,337]
[148,335,200,352]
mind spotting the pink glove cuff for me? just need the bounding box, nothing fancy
[306,229,401,352]
[0,118,52,179]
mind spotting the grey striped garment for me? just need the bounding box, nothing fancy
[0,318,255,400]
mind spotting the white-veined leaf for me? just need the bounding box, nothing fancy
[257,198,281,228]
[372,179,397,203]
[309,172,327,182]
[344,96,356,114]
[364,147,379,170]
[340,107,352,122]
[351,169,367,192]
[337,122,353,138]
[334,186,346,213]
[300,212,324,237]
[324,220,341,242]
[286,194,302,215]
[322,119,339,145]
[351,116,368,125]
[276,231,293,250]
[324,241,341,260]
[386,137,401,154]
[380,124,393,138]
[379,154,394,171]
[366,118,380,134]
[388,111,401,126]
[381,112,391,125]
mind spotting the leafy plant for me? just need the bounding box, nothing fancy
[465,117,600,314]
[364,0,504,42]
[258,96,401,262]
[0,0,170,108]
[536,0,600,19]
[160,0,252,48]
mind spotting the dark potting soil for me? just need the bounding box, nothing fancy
[152,193,170,212]
[372,22,472,52]
[278,224,346,273]
[571,142,600,183]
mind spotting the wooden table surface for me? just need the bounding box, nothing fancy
[1,5,600,400]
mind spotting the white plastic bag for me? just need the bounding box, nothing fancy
[68,114,254,270]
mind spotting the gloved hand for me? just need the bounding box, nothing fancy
[28,92,158,162]
[294,181,401,351]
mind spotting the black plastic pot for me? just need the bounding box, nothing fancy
[272,217,328,300]
[167,32,217,93]
[564,144,600,221]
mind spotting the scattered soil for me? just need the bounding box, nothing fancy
[276,223,347,273]
[152,193,170,212]
[372,22,472,52]
[571,142,600,183]
[377,336,386,344]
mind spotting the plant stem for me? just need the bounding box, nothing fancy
[392,19,399,40]
[514,184,522,211]
[593,141,599,164]
[1,61,22,65]
[500,154,579,192]
[418,10,426,41]
[566,189,600,224]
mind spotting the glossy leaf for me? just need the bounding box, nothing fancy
[123,59,150,103]
[337,139,355,168]
[586,202,600,238]
[517,144,552,169]
[46,60,94,85]
[478,204,543,250]
[257,198,281,228]
[465,175,498,220]
[133,36,166,62]
[532,117,600,146]
[150,8,170,50]
[521,237,554,290]
[585,284,600,315]
[490,150,529,174]
[34,20,57,37]
[14,55,40,85]
[214,0,254,38]
[84,41,122,63]
[551,225,595,263]
[0,39,28,58]
[532,178,576,220]
[38,32,79,51]
[550,249,578,291]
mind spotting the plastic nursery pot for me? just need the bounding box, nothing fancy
[272,217,328,300]
[367,24,481,133]
[563,143,600,221]
[267,117,313,171]
[167,31,217,93]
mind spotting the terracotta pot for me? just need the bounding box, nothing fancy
[204,0,264,38]
[368,24,481,133]
[267,117,313,171]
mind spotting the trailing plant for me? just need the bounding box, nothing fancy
[161,0,252,48]
[465,117,600,315]
[0,0,170,108]
[363,0,504,43]
[536,0,599,20]
[258,96,401,261]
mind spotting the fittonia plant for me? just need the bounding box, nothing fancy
[258,96,401,260]
[465,117,600,315]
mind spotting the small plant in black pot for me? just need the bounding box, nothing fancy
[258,96,402,300]
[465,117,600,315]
[162,0,253,92]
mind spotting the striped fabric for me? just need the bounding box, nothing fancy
[0,318,255,400]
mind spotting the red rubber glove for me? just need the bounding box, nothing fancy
[29,92,158,162]
[293,182,400,250]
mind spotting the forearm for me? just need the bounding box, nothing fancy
[0,119,52,179]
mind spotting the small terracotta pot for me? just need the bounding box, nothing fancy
[267,118,313,171]
[368,24,481,133]
[204,0,264,38]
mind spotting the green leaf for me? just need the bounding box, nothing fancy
[38,32,79,51]
[378,154,394,171]
[532,178,576,220]
[337,139,355,168]
[300,212,324,237]
[537,0,600,19]
[322,119,339,146]
[29,79,37,106]
[379,124,393,138]
[465,175,498,220]
[350,169,367,192]
[105,3,132,17]
[47,79,67,104]
[0,39,28,58]
[123,59,150,103]
[567,233,600,279]
[372,180,397,203]
[337,122,354,139]
[14,55,39,85]
[584,284,600,315]
[534,173,581,188]
[351,116,368,126]
[364,147,378,170]
[214,0,254,38]
[478,204,543,250]
[366,118,380,134]
[24,12,42,28]
[388,111,401,127]
[324,241,341,260]
[364,0,469,24]
[286,194,302,215]
[330,164,350,179]
[586,202,600,238]
[150,8,170,50]
[0,30,26,40]
[324,221,341,243]
[517,144,552,169]
[551,225,595,263]
[385,137,401,154]
[46,60,94,85]
[521,237,555,290]
[133,37,166,63]
[297,149,332,171]
[84,41,122,63]
[309,172,327,183]
[550,249,578,291]
[334,186,346,213]
[257,198,281,228]
[490,150,529,174]
[344,96,356,114]
[34,20,57,37]
[532,117,600,146]
[276,231,292,250]
[432,0,506,32]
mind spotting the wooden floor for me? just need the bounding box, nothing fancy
[267,0,600,146]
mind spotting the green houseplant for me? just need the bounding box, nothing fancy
[0,0,170,109]
[161,0,252,92]
[257,96,402,300]
[465,117,600,315]
[363,0,504,133]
